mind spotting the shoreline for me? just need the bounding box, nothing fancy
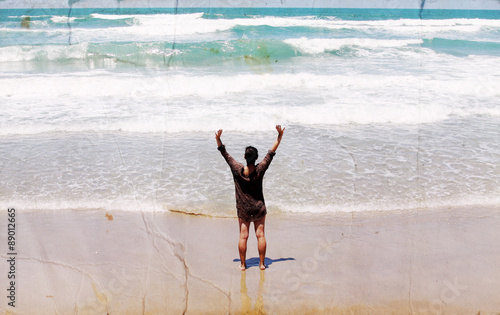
[1,206,499,314]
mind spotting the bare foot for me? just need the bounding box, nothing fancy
[259,264,266,270]
[240,264,247,271]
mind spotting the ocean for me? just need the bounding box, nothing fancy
[1,8,499,216]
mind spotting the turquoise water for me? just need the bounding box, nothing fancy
[2,8,500,20]
[1,8,499,215]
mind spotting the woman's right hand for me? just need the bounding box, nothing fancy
[215,129,223,147]
[271,125,285,152]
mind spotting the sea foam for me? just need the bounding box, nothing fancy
[1,8,499,214]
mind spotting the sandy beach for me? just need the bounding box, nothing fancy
[1,207,499,314]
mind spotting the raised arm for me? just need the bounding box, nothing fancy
[270,125,285,152]
[215,129,241,172]
[215,129,223,147]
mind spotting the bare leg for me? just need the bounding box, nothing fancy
[238,218,250,270]
[254,216,267,270]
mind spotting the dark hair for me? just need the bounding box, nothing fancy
[244,146,258,165]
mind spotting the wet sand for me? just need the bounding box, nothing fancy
[1,207,499,314]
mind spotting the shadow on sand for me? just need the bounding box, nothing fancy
[233,257,295,269]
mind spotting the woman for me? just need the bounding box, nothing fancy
[215,125,285,270]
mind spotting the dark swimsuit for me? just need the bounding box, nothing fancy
[218,145,275,222]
